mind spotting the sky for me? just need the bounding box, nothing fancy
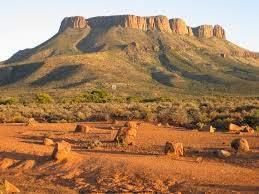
[1,0,259,61]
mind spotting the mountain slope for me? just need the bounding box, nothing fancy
[1,15,259,96]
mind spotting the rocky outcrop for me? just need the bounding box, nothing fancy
[213,25,226,39]
[59,16,88,32]
[169,18,189,35]
[57,15,227,40]
[193,25,214,38]
[87,15,171,32]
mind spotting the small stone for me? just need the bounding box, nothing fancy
[74,124,90,134]
[196,157,203,163]
[43,138,55,146]
[200,125,216,133]
[216,150,231,158]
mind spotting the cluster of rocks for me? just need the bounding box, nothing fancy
[44,122,252,163]
[58,15,226,39]
[199,123,255,134]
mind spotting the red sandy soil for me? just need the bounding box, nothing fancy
[0,122,258,193]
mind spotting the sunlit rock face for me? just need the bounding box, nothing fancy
[59,16,88,32]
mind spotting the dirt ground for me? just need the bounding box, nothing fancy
[0,121,258,193]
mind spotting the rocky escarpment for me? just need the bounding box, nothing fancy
[169,18,189,35]
[59,16,89,32]
[58,15,227,39]
[193,25,226,39]
[87,15,172,32]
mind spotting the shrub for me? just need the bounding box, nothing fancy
[0,97,19,105]
[35,93,54,104]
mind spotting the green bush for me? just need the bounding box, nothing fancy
[35,93,54,104]
[0,97,19,105]
[74,90,110,103]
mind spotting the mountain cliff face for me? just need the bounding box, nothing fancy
[1,14,259,95]
[58,15,226,39]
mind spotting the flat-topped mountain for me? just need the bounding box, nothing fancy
[1,14,259,96]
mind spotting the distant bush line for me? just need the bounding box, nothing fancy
[0,90,258,130]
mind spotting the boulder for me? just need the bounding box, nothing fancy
[164,141,184,157]
[52,141,71,161]
[74,124,90,134]
[229,123,242,132]
[216,150,231,158]
[169,18,189,35]
[2,180,20,193]
[43,138,55,146]
[114,126,137,145]
[59,16,88,32]
[231,138,249,152]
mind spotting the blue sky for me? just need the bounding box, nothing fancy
[1,0,259,61]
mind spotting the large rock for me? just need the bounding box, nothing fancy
[52,141,71,161]
[231,138,249,152]
[213,25,226,39]
[74,124,90,134]
[229,123,242,132]
[164,141,184,156]
[169,18,189,35]
[114,126,137,145]
[193,25,213,38]
[59,16,88,32]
